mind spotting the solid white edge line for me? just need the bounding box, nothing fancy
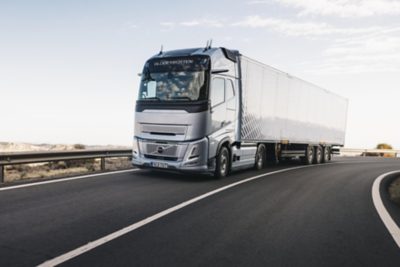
[37,164,317,267]
[372,170,400,248]
[0,169,138,192]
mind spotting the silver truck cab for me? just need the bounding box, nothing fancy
[132,47,241,176]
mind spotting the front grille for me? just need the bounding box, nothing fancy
[139,140,188,161]
[146,144,178,157]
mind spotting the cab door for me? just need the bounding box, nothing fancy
[225,79,236,131]
[210,77,226,133]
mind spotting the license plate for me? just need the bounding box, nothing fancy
[151,162,168,168]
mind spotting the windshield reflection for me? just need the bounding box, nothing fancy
[139,71,207,101]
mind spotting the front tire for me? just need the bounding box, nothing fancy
[215,146,230,178]
[255,144,266,170]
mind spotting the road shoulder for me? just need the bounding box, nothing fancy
[372,171,400,248]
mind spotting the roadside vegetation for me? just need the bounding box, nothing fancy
[4,158,133,183]
[389,177,400,206]
[362,143,396,157]
[1,143,133,183]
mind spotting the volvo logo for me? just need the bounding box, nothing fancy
[157,146,164,154]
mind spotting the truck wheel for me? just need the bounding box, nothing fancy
[313,146,322,164]
[301,146,314,165]
[255,144,266,170]
[215,146,230,178]
[322,146,330,163]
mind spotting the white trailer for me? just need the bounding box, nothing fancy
[133,46,348,177]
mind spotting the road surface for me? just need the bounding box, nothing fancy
[0,157,400,266]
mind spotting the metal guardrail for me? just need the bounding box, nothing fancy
[0,149,133,183]
[340,148,400,156]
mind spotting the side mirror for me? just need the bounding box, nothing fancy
[137,73,142,77]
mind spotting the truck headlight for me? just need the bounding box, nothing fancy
[188,138,208,160]
[133,138,140,157]
[189,144,200,159]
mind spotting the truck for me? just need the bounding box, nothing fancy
[132,45,348,177]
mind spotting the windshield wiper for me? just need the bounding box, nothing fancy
[170,96,192,101]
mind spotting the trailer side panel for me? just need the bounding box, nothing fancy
[240,56,348,145]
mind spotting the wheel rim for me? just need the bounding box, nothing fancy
[257,147,264,169]
[220,152,228,176]
[308,148,313,162]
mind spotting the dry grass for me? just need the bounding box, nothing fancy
[389,176,400,206]
[4,158,133,183]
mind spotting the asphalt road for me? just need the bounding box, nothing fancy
[1,157,400,267]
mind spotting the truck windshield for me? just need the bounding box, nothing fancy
[138,56,210,102]
[139,71,207,101]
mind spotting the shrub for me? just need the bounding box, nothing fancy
[73,144,86,150]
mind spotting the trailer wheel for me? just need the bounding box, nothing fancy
[313,146,322,164]
[215,146,230,178]
[301,146,314,165]
[322,146,330,163]
[255,144,266,170]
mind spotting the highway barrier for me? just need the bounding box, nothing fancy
[0,149,132,183]
[340,148,400,157]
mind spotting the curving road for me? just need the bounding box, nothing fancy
[0,157,400,266]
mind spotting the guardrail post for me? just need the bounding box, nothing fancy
[101,158,106,171]
[0,165,4,183]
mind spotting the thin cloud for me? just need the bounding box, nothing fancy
[180,19,224,28]
[232,15,381,36]
[271,0,400,17]
[160,22,176,27]
[160,22,176,31]
[160,19,224,29]
[247,0,270,4]
[302,32,400,74]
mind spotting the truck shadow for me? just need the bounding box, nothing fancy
[134,159,306,183]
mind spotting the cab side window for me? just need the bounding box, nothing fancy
[210,78,225,107]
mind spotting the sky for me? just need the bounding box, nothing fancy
[1,0,400,149]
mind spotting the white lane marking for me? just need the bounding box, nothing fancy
[0,169,138,192]
[372,170,400,248]
[38,164,319,267]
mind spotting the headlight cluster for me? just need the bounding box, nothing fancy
[132,138,140,158]
[189,144,200,159]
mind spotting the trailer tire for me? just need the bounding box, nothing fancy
[254,144,266,170]
[313,146,322,164]
[322,146,330,163]
[214,146,230,178]
[301,146,314,165]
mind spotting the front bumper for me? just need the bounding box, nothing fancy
[132,137,214,173]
